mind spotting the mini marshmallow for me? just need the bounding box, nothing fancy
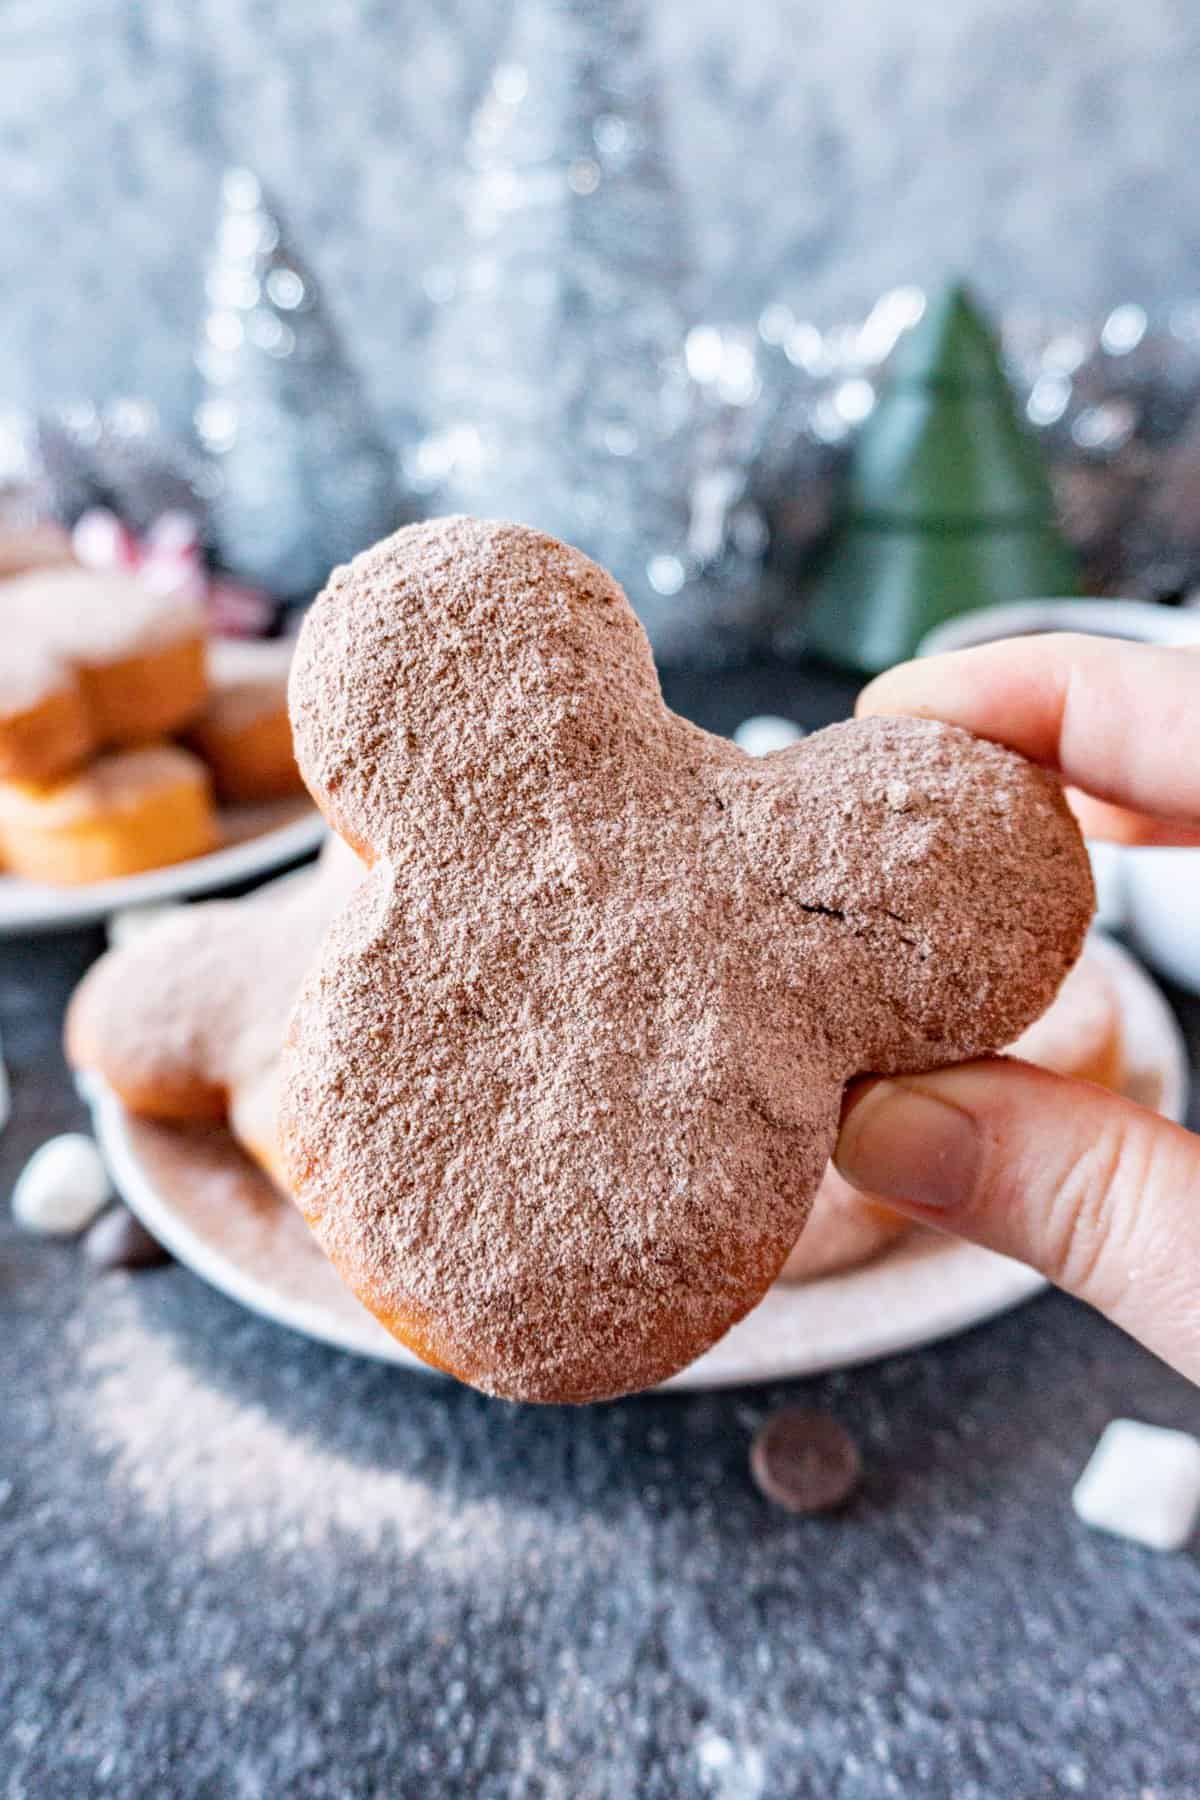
[106,901,186,950]
[12,1133,112,1236]
[1073,1419,1200,1551]
[732,714,805,757]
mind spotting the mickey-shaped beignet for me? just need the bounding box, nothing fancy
[278,517,1093,1403]
[67,837,363,1186]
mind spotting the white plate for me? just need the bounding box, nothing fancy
[0,638,325,935]
[0,801,326,936]
[918,596,1200,658]
[84,933,1189,1392]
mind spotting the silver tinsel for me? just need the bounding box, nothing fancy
[196,169,401,599]
[418,0,697,656]
[655,291,1200,659]
[7,273,1200,659]
[0,402,216,536]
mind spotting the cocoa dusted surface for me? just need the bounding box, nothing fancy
[282,521,1091,1402]
[3,663,1200,1799]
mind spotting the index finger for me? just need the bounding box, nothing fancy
[857,633,1200,832]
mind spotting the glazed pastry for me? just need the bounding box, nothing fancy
[185,640,303,805]
[228,1063,291,1190]
[1007,947,1123,1090]
[67,838,361,1146]
[0,568,207,782]
[277,517,1093,1403]
[778,1169,909,1283]
[0,744,217,885]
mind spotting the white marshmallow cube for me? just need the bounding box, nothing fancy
[12,1133,113,1236]
[1073,1419,1200,1551]
[733,714,805,757]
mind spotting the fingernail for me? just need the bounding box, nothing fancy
[854,663,920,720]
[835,1077,981,1211]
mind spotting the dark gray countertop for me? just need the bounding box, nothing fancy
[4,667,1200,1800]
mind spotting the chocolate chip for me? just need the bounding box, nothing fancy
[83,1207,171,1272]
[750,1408,862,1514]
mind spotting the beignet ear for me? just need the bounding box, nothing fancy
[288,515,671,872]
[731,714,1094,1075]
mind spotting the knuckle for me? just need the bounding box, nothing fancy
[1037,1120,1148,1304]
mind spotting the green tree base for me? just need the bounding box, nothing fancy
[803,281,1080,675]
[806,522,1080,674]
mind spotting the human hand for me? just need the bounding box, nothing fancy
[836,633,1200,1381]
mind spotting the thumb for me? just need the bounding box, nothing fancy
[834,1059,1200,1382]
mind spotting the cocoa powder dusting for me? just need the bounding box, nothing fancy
[279,517,1094,1404]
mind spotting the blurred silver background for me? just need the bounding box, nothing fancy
[4,0,1198,439]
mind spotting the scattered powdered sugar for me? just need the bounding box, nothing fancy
[63,1282,554,1570]
[694,1728,768,1800]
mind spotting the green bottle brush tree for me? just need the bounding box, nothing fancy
[805,281,1079,675]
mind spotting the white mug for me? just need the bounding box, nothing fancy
[917,600,1200,994]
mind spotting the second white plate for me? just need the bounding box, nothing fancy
[85,932,1188,1391]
